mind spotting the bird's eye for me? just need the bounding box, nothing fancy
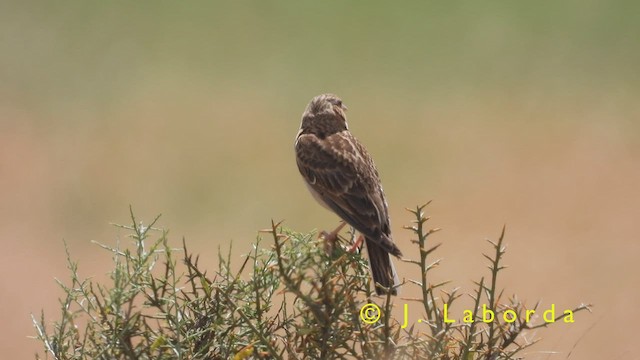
[336,100,342,107]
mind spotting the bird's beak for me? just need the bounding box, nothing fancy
[342,104,348,111]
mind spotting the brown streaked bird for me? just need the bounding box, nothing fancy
[294,93,402,295]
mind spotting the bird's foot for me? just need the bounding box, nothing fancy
[348,234,365,253]
[320,221,347,255]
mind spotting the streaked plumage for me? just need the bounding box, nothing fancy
[294,93,401,295]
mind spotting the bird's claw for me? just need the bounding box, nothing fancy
[348,234,365,253]
[320,221,347,255]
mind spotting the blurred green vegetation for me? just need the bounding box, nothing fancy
[2,1,639,116]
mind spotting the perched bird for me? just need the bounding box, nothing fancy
[294,93,402,295]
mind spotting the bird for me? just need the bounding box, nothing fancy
[294,93,402,295]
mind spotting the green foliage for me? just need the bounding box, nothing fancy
[32,205,590,359]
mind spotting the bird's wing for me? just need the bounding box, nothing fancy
[295,131,400,256]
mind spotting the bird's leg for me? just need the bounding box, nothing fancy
[348,234,365,253]
[320,221,347,255]
[348,226,357,244]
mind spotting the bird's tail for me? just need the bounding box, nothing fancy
[365,237,399,295]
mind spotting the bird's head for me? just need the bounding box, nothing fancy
[300,93,349,138]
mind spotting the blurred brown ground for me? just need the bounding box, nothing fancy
[1,2,638,359]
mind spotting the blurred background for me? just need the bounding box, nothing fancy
[1,1,638,358]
